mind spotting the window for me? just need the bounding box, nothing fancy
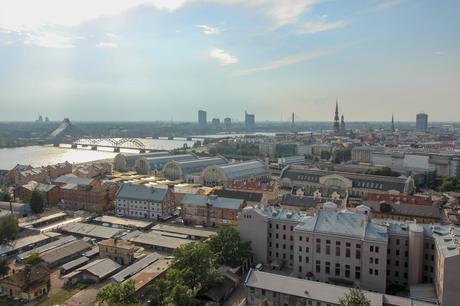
[298,266,302,273]
[369,268,373,275]
[316,260,321,273]
[326,245,331,255]
[299,256,302,262]
[370,258,373,264]
[299,246,302,252]
[335,246,340,256]
[375,246,379,253]
[325,262,330,274]
[345,265,350,278]
[261,289,266,296]
[370,246,374,252]
[305,256,309,263]
[299,236,303,241]
[375,258,379,264]
[396,250,400,256]
[306,247,309,253]
[374,269,379,276]
[335,263,340,276]
[346,247,350,258]
[355,266,361,279]
[283,225,286,230]
[396,239,400,245]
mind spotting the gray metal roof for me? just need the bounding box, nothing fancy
[0,232,61,256]
[111,253,161,283]
[61,222,124,239]
[168,157,227,175]
[295,210,388,242]
[244,269,383,306]
[79,258,121,279]
[146,154,197,170]
[40,240,92,265]
[60,256,90,271]
[219,160,268,180]
[281,167,408,192]
[116,183,168,202]
[181,194,244,210]
[53,174,94,186]
[17,235,76,260]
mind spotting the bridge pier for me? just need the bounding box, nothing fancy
[71,143,78,149]
[186,137,192,141]
[91,145,97,150]
[113,147,120,153]
[53,143,60,147]
[139,149,146,153]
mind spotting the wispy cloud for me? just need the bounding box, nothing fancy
[374,0,402,11]
[96,42,118,48]
[239,50,330,75]
[209,48,238,65]
[265,0,320,28]
[297,20,347,34]
[23,32,77,48]
[434,50,445,56]
[196,24,223,35]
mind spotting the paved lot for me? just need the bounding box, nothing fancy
[63,281,109,306]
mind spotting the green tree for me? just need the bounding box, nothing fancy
[0,214,18,243]
[149,278,172,306]
[438,177,460,192]
[0,190,11,202]
[30,190,44,214]
[0,260,10,278]
[22,252,42,265]
[96,279,136,306]
[171,241,219,291]
[366,166,400,177]
[339,288,371,306]
[168,283,194,306]
[208,227,251,268]
[332,148,351,164]
[320,151,331,160]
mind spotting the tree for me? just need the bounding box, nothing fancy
[22,253,42,265]
[320,151,331,160]
[339,288,371,306]
[168,283,194,306]
[366,167,400,177]
[258,299,269,306]
[0,190,11,202]
[149,278,172,306]
[332,149,351,164]
[208,227,251,268]
[0,214,18,243]
[438,176,460,192]
[171,241,219,291]
[0,260,10,278]
[30,190,44,214]
[96,279,136,306]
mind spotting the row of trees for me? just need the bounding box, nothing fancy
[366,166,401,177]
[96,227,251,306]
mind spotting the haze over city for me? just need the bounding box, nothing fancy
[1,0,459,122]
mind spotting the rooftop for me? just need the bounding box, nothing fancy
[53,173,94,186]
[127,231,193,250]
[152,224,217,239]
[181,194,244,210]
[111,252,161,283]
[40,240,92,265]
[98,239,137,250]
[94,215,153,230]
[116,183,168,202]
[61,222,125,239]
[129,257,173,292]
[78,258,121,279]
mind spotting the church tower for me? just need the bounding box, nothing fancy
[340,114,346,133]
[334,100,340,133]
[391,114,395,132]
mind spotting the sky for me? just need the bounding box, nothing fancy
[0,0,459,122]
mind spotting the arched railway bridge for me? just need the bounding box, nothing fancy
[71,137,147,152]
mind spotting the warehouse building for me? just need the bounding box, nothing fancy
[162,157,227,182]
[200,160,269,186]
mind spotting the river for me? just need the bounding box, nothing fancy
[0,138,197,170]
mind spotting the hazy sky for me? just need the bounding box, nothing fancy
[0,0,459,122]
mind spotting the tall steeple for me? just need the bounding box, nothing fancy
[334,99,340,133]
[391,114,395,132]
[341,114,345,132]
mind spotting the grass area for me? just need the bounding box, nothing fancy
[38,283,88,306]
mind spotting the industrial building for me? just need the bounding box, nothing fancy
[200,160,269,186]
[162,157,227,181]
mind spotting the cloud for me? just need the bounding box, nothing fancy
[297,20,347,34]
[209,48,238,65]
[23,32,77,48]
[0,0,321,33]
[434,51,445,56]
[96,42,118,48]
[239,50,330,75]
[374,0,402,11]
[196,24,223,35]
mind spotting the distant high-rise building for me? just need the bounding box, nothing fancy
[198,110,207,127]
[245,111,255,133]
[224,117,231,131]
[211,118,220,129]
[333,100,340,133]
[416,113,428,132]
[36,113,43,122]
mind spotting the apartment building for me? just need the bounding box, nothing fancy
[98,239,143,265]
[238,206,460,305]
[115,183,175,220]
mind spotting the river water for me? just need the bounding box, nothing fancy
[0,138,197,170]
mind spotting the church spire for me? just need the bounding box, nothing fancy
[391,114,395,132]
[334,99,340,133]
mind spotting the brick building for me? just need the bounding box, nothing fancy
[181,194,246,227]
[14,181,60,205]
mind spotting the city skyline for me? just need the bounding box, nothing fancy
[1,0,459,121]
